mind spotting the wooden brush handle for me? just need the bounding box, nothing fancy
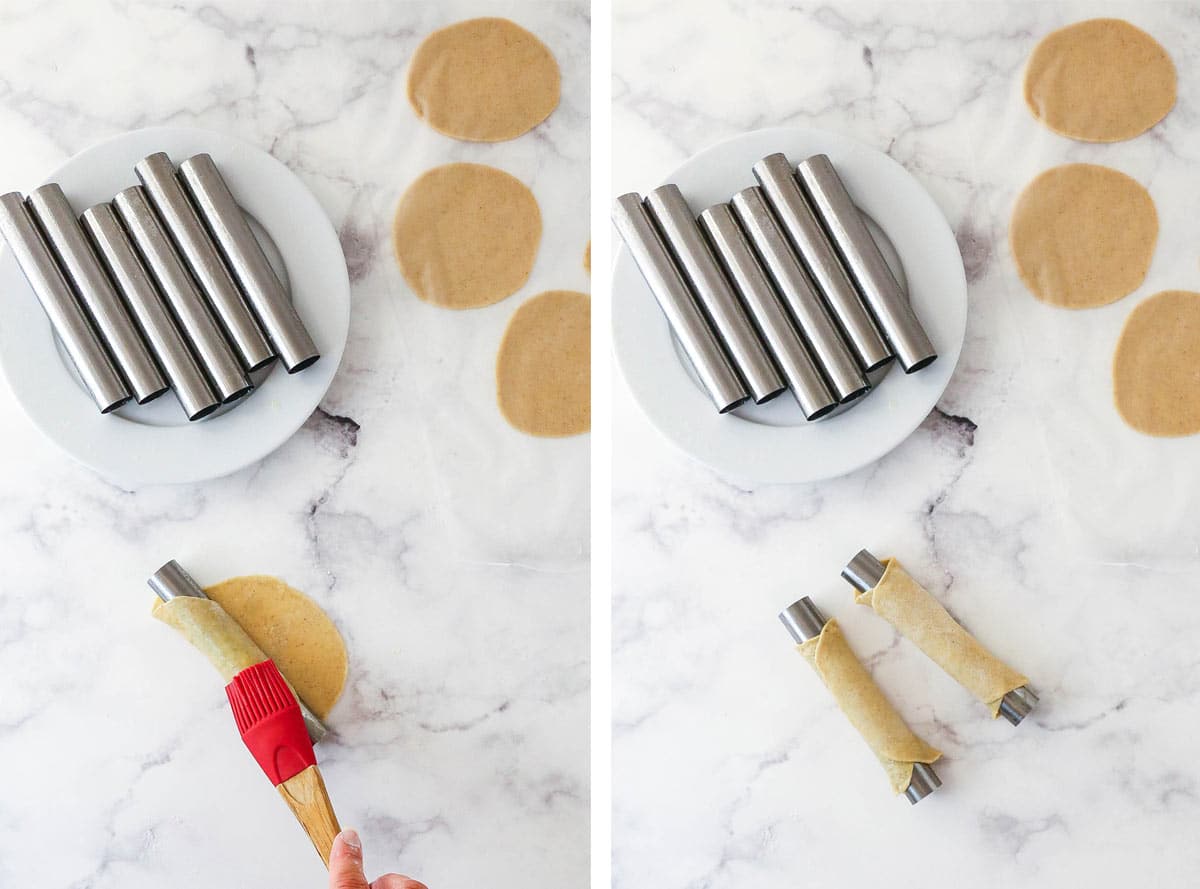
[277,764,341,867]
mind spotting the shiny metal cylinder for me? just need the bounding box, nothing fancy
[178,154,319,373]
[113,186,251,403]
[841,548,886,593]
[27,185,167,404]
[148,558,329,744]
[905,762,942,804]
[753,154,891,372]
[149,558,209,601]
[612,192,749,413]
[731,187,868,404]
[699,204,836,420]
[645,185,784,404]
[0,191,131,413]
[136,153,274,372]
[779,596,827,644]
[796,154,937,373]
[998,686,1038,727]
[81,203,221,421]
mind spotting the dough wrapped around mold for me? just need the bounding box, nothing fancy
[798,619,941,794]
[152,595,266,682]
[855,559,1028,717]
[151,578,346,744]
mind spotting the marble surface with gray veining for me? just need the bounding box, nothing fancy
[613,2,1200,886]
[0,2,589,886]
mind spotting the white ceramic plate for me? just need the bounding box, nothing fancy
[0,126,350,488]
[612,126,967,484]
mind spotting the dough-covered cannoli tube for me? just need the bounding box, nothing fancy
[780,597,942,801]
[148,560,327,743]
[842,550,1037,724]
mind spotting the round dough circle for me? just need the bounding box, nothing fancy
[394,163,542,310]
[1024,18,1175,143]
[1113,290,1200,437]
[496,289,590,437]
[407,17,560,143]
[1010,164,1157,309]
[206,575,348,719]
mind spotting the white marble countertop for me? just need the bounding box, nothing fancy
[613,2,1200,887]
[0,2,589,886]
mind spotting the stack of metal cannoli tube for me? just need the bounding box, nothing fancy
[0,151,321,419]
[613,150,939,418]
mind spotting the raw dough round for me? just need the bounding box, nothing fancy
[1010,164,1157,309]
[496,289,590,437]
[1113,290,1200,437]
[407,17,560,143]
[1024,18,1175,143]
[394,163,541,309]
[206,575,348,719]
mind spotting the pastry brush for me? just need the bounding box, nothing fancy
[226,659,342,866]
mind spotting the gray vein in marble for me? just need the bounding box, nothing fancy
[340,210,380,285]
[978,810,1068,859]
[360,811,452,856]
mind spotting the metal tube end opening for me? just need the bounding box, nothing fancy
[905,354,938,374]
[838,384,871,405]
[220,383,254,404]
[285,354,318,374]
[136,385,171,405]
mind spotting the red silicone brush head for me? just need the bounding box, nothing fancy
[225,660,316,786]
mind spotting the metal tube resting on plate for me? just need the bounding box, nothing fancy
[113,186,251,403]
[177,154,319,373]
[752,154,892,372]
[0,191,131,413]
[795,154,937,373]
[612,192,749,413]
[27,184,167,404]
[82,203,220,421]
[730,187,868,404]
[645,185,784,403]
[699,204,836,420]
[136,153,274,372]
[148,559,329,744]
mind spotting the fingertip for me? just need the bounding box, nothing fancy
[329,828,368,888]
[333,828,363,858]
